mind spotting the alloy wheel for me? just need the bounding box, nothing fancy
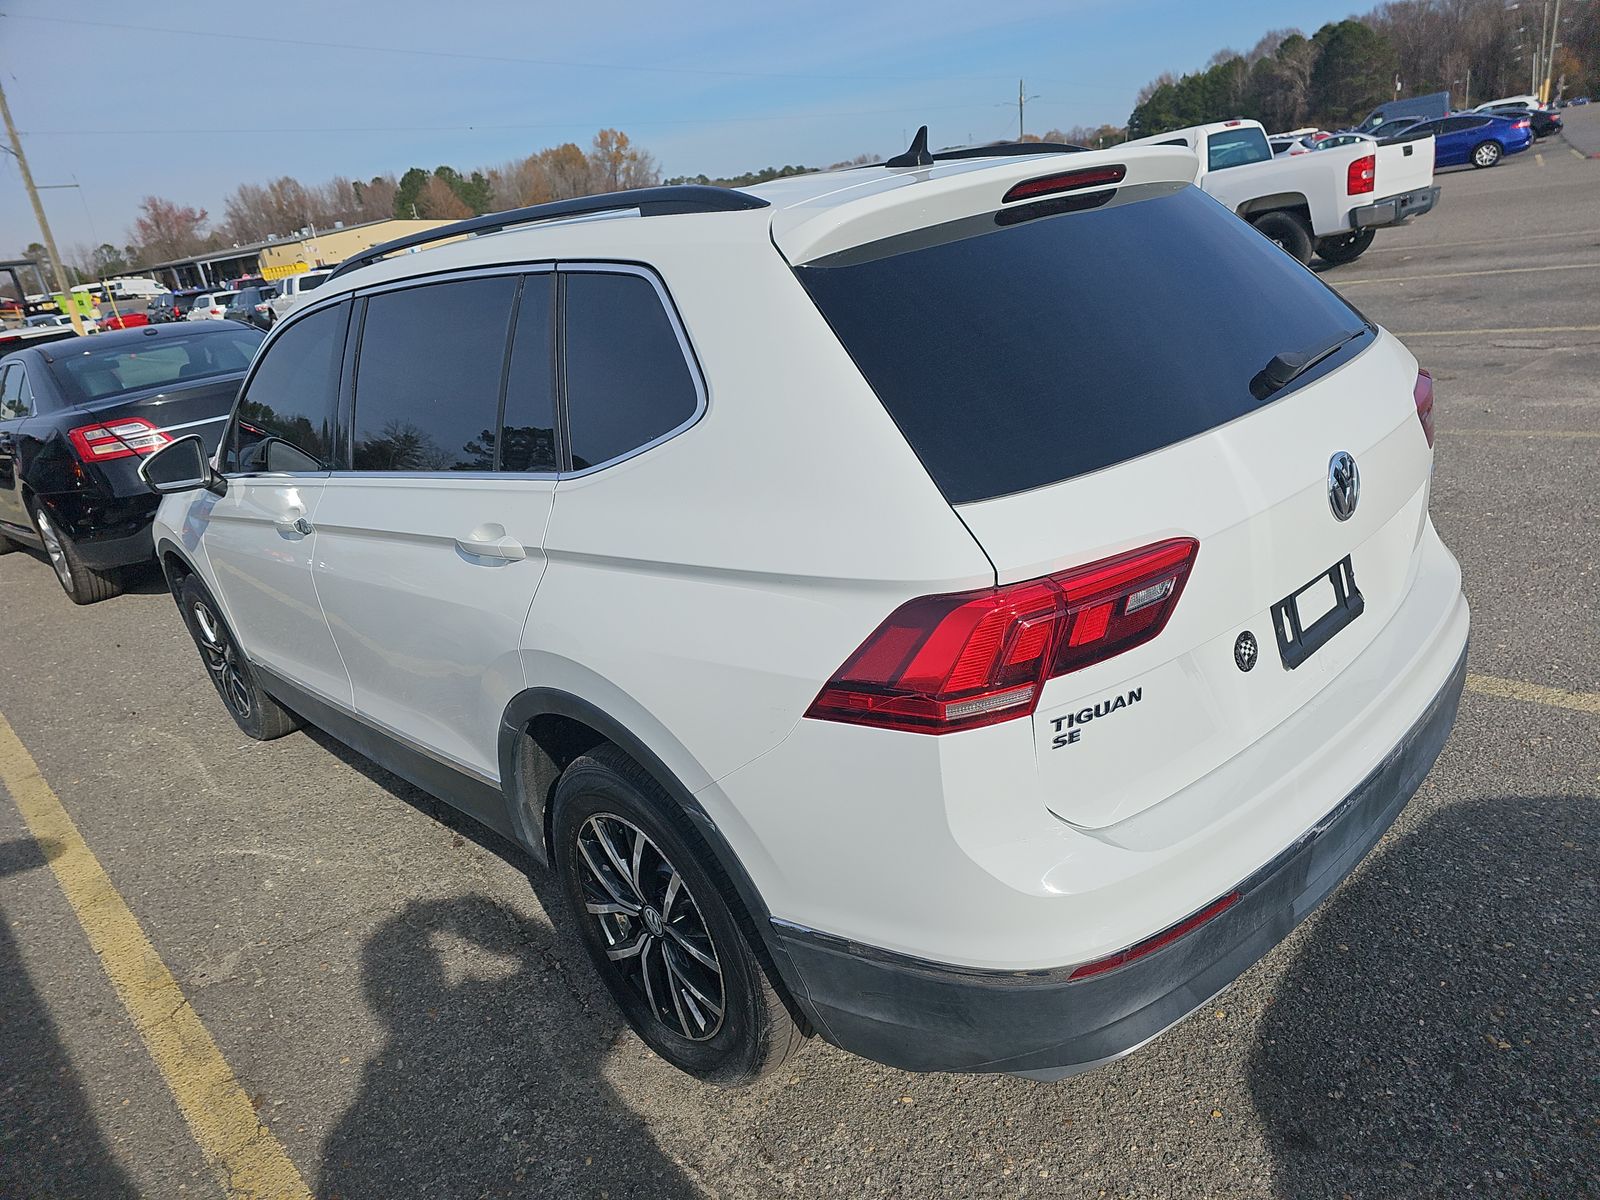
[575,813,725,1041]
[1475,143,1500,166]
[33,509,72,591]
[191,601,253,720]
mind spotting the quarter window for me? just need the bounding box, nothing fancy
[0,364,31,419]
[352,276,517,472]
[226,301,348,473]
[563,272,698,471]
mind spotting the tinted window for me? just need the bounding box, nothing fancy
[351,276,516,472]
[226,303,346,473]
[1206,127,1271,170]
[298,273,328,293]
[563,272,698,471]
[798,183,1370,504]
[500,274,557,473]
[50,326,263,404]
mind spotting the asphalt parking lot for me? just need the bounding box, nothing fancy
[2,116,1596,1200]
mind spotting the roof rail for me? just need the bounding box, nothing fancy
[327,185,770,281]
[931,141,1090,160]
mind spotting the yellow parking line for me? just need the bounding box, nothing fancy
[1536,152,1545,167]
[1439,428,1600,439]
[1467,674,1600,715]
[1573,148,1588,160]
[1337,262,1600,285]
[1394,324,1600,336]
[0,714,312,1200]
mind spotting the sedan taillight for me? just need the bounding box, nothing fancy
[805,540,1199,734]
[67,418,170,462]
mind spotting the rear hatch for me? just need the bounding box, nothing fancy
[795,172,1434,829]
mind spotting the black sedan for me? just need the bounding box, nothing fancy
[0,322,263,603]
[1482,104,1563,138]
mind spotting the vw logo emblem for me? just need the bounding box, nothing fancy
[1327,451,1360,522]
[1234,631,1258,672]
[642,907,665,936]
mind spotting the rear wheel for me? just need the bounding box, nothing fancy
[1251,211,1314,265]
[552,745,802,1085]
[1471,140,1502,168]
[1315,227,1377,266]
[28,502,123,605]
[177,576,300,740]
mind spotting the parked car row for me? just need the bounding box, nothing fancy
[3,145,1475,1085]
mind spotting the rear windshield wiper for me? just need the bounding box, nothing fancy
[1249,327,1366,401]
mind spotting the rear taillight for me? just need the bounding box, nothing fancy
[1347,153,1376,195]
[805,539,1198,734]
[67,418,170,462]
[1514,119,1531,130]
[1413,368,1435,448]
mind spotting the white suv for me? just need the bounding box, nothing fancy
[142,137,1468,1085]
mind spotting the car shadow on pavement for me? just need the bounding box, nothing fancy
[0,837,139,1199]
[302,736,702,1199]
[1249,795,1597,1199]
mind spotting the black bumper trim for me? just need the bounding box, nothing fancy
[770,644,1467,1077]
[1351,185,1441,228]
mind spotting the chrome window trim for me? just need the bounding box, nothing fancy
[555,260,708,480]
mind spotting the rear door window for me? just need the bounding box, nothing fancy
[798,182,1371,504]
[562,271,699,471]
[227,302,348,473]
[351,276,517,472]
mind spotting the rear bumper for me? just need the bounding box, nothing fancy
[771,643,1466,1078]
[38,491,159,568]
[1351,185,1440,228]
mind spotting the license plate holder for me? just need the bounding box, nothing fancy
[1272,555,1364,670]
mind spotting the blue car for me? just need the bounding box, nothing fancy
[1384,112,1533,168]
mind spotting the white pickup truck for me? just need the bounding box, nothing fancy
[1125,118,1438,266]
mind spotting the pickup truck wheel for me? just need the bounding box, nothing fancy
[1471,141,1502,168]
[1251,212,1314,265]
[1315,227,1377,266]
[28,502,124,605]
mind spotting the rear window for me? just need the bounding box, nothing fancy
[1206,127,1272,170]
[49,327,263,404]
[798,182,1371,504]
[298,273,329,293]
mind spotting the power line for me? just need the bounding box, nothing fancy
[0,11,1095,89]
[17,100,1009,139]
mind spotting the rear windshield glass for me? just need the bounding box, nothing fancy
[298,273,328,292]
[1206,127,1272,169]
[50,327,263,403]
[798,182,1370,504]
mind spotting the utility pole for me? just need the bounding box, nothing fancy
[1014,78,1040,141]
[1542,0,1563,105]
[0,77,86,336]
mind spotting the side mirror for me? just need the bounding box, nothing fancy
[139,434,225,495]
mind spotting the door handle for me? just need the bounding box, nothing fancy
[454,523,525,561]
[272,513,313,536]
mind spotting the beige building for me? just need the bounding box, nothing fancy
[259,219,453,280]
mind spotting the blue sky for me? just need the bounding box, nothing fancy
[1,0,1358,253]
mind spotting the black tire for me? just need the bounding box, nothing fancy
[1252,211,1314,264]
[551,744,803,1085]
[1471,140,1502,168]
[1315,227,1377,266]
[176,575,300,740]
[28,500,123,605]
